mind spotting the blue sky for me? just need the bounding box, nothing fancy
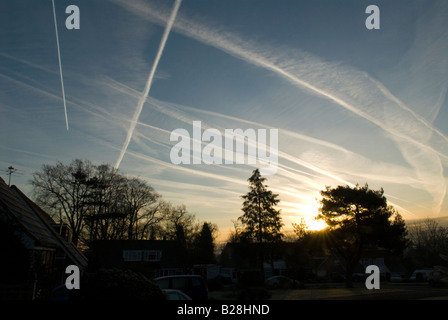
[1,0,448,240]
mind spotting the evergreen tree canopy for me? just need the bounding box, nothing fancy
[317,184,408,287]
[238,169,283,243]
[193,222,216,264]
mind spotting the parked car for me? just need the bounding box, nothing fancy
[49,284,71,300]
[328,272,346,282]
[265,276,300,289]
[352,273,367,282]
[409,269,433,282]
[154,275,208,300]
[428,267,448,287]
[389,273,404,282]
[163,289,192,300]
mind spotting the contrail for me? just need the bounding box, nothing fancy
[115,0,182,170]
[51,0,69,131]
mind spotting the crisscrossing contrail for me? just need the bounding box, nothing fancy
[51,0,69,131]
[115,0,182,169]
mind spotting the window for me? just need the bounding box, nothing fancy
[143,250,162,262]
[122,250,162,262]
[122,250,142,262]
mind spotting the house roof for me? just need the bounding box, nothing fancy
[0,177,58,249]
[11,184,88,269]
[0,177,87,269]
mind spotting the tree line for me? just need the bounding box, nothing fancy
[234,169,448,288]
[31,159,217,258]
[31,160,447,288]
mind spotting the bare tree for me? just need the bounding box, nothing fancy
[32,159,163,247]
[83,164,128,243]
[407,218,448,267]
[31,159,95,245]
[130,199,167,241]
[121,177,161,240]
[408,219,448,249]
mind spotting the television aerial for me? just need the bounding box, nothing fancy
[4,166,23,187]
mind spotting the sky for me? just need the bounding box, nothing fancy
[1,0,448,242]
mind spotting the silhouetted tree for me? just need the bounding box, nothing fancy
[83,165,163,244]
[83,164,128,243]
[154,203,199,244]
[238,169,283,243]
[317,184,408,288]
[121,176,161,240]
[292,217,309,241]
[227,219,243,243]
[238,169,283,276]
[193,222,216,264]
[406,218,448,268]
[31,159,163,247]
[31,159,95,245]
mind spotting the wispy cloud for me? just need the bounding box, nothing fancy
[112,0,448,217]
[112,0,447,149]
[0,53,57,75]
[108,92,419,219]
[144,94,420,185]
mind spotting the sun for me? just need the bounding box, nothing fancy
[301,201,327,231]
[304,217,327,231]
[286,197,328,231]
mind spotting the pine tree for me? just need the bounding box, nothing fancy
[318,184,408,288]
[193,222,216,264]
[239,169,283,243]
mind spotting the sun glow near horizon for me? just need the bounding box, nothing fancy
[304,216,327,231]
[301,200,327,231]
[284,198,328,231]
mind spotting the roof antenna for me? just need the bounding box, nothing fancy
[7,166,17,187]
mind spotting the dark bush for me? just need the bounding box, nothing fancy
[207,277,224,291]
[75,268,165,300]
[235,270,270,300]
[238,287,271,300]
[238,270,264,288]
